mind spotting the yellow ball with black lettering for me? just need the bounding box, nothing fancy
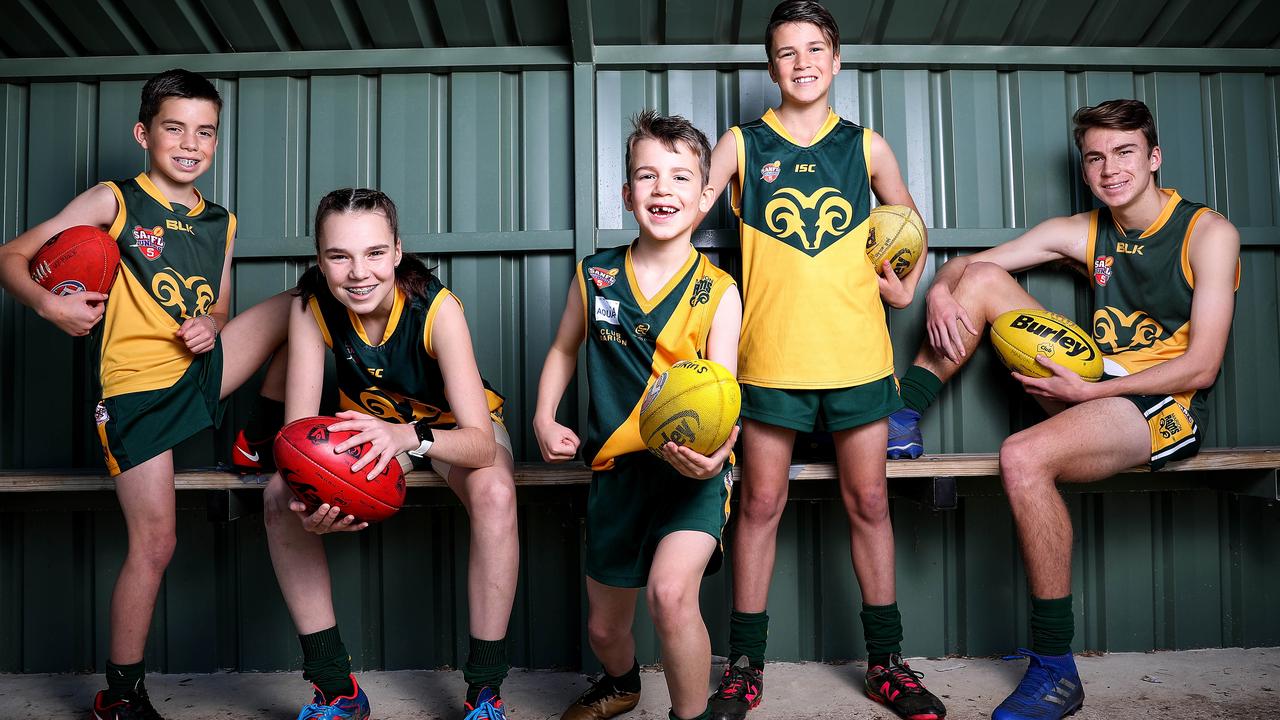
[639,359,741,459]
[990,309,1104,382]
[866,204,925,278]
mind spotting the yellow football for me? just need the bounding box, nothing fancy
[989,309,1103,382]
[639,359,741,458]
[866,204,925,278]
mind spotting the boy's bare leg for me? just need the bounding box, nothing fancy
[219,291,292,399]
[649,530,718,719]
[263,474,336,633]
[832,419,894,605]
[109,451,178,663]
[445,448,520,641]
[730,419,797,613]
[913,261,1046,382]
[585,579,641,676]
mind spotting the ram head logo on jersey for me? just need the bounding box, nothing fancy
[1092,307,1171,354]
[355,388,444,426]
[765,187,853,255]
[152,268,214,319]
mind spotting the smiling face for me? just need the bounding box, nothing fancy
[133,97,220,194]
[768,21,840,106]
[1080,127,1162,210]
[622,137,715,245]
[317,210,403,318]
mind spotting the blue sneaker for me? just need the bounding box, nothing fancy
[296,675,371,720]
[887,408,924,459]
[992,650,1084,720]
[464,686,507,719]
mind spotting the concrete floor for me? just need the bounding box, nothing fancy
[2,647,1276,719]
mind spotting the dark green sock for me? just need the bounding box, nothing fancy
[899,366,942,413]
[299,626,354,701]
[243,396,285,443]
[1030,595,1075,656]
[860,602,904,666]
[464,636,510,705]
[728,609,769,670]
[669,708,711,720]
[610,660,642,694]
[104,660,145,702]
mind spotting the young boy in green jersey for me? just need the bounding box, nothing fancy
[700,2,946,719]
[534,111,742,720]
[0,69,290,720]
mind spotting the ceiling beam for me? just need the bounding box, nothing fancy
[1205,0,1261,48]
[17,0,80,57]
[97,0,151,55]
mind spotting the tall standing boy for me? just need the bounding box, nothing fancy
[0,69,290,719]
[534,111,742,720]
[701,2,946,719]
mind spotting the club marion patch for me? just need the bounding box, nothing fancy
[589,266,619,289]
[1094,255,1114,286]
[131,225,166,260]
[760,160,781,183]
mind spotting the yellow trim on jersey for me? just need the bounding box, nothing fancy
[730,126,746,218]
[761,107,840,148]
[103,181,128,238]
[1086,209,1099,264]
[624,246,698,314]
[134,172,208,216]
[1180,207,1209,289]
[225,212,237,255]
[308,296,334,348]
[349,287,405,347]
[863,125,873,177]
[99,263,190,397]
[576,260,590,337]
[1126,188,1181,238]
[423,288,455,359]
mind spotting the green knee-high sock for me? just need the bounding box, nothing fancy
[1030,595,1074,656]
[464,636,510,705]
[300,626,354,701]
[860,602,904,667]
[727,609,769,670]
[899,366,942,413]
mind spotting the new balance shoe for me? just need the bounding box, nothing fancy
[992,650,1083,720]
[886,408,924,459]
[231,428,276,473]
[708,656,762,720]
[864,653,947,720]
[560,673,640,720]
[296,675,370,720]
[92,688,165,720]
[465,686,508,720]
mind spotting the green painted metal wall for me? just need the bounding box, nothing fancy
[1,51,1278,674]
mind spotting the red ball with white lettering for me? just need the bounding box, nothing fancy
[273,416,407,523]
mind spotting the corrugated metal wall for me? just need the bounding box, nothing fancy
[1,56,1278,673]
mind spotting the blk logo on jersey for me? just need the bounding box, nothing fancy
[765,186,854,256]
[589,266,619,288]
[131,225,166,260]
[760,161,781,183]
[1094,255,1114,287]
[594,297,621,325]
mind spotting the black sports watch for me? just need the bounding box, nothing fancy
[408,419,435,458]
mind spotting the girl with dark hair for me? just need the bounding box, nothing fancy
[263,188,518,720]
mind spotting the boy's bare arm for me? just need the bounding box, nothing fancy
[868,131,928,305]
[693,129,740,228]
[533,281,587,462]
[0,185,117,335]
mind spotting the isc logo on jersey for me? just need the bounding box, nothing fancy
[594,297,620,325]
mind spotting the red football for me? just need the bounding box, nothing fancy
[29,225,120,296]
[273,416,407,523]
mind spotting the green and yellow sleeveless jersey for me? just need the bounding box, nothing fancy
[98,173,233,397]
[1087,188,1238,415]
[730,108,892,389]
[308,280,504,426]
[579,244,735,471]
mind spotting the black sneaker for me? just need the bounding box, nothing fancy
[92,688,165,720]
[708,656,762,720]
[864,653,947,720]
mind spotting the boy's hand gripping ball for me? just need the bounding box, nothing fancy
[989,309,1104,381]
[866,205,925,279]
[639,359,741,459]
[29,225,120,296]
[274,416,407,523]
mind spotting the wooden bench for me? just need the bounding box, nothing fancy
[2,447,1275,519]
